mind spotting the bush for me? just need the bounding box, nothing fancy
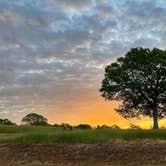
[53,124,60,127]
[130,124,141,129]
[75,124,92,130]
[97,125,110,129]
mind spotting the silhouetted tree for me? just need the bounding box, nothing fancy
[130,124,141,129]
[53,123,60,127]
[111,125,121,129]
[97,124,120,129]
[100,47,166,129]
[61,123,73,130]
[75,124,92,129]
[22,113,48,125]
[0,119,15,125]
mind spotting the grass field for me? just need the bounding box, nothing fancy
[0,125,166,143]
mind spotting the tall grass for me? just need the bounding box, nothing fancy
[0,125,62,134]
[0,126,166,143]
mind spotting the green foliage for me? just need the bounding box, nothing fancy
[22,113,48,126]
[75,124,92,130]
[0,125,61,134]
[0,126,166,143]
[100,47,166,129]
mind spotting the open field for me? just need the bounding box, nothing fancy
[1,126,166,165]
[1,125,166,143]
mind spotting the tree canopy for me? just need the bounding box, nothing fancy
[22,113,48,126]
[100,47,166,129]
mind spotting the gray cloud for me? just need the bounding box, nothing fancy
[47,0,93,11]
[0,0,165,123]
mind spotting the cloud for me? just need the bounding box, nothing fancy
[0,0,165,123]
[47,0,93,12]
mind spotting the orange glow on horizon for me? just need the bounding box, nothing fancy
[45,94,166,129]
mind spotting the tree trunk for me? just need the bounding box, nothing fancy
[153,107,159,129]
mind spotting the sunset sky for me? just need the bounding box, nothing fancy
[0,0,165,127]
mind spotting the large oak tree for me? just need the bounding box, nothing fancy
[100,47,166,129]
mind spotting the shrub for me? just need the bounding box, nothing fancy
[75,124,92,130]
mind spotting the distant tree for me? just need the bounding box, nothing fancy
[61,123,73,130]
[22,113,48,126]
[130,124,141,129]
[111,125,121,129]
[97,125,110,129]
[0,119,15,125]
[97,125,100,129]
[53,124,60,127]
[100,47,166,129]
[97,124,120,129]
[75,124,92,130]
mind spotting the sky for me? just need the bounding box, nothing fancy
[0,0,165,127]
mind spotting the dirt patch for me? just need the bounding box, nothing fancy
[0,139,166,166]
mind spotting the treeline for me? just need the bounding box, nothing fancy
[0,119,16,125]
[0,112,145,129]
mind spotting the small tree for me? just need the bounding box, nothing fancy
[0,119,15,125]
[22,113,48,126]
[100,47,166,129]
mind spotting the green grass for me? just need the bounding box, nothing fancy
[0,125,166,143]
[0,125,62,134]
